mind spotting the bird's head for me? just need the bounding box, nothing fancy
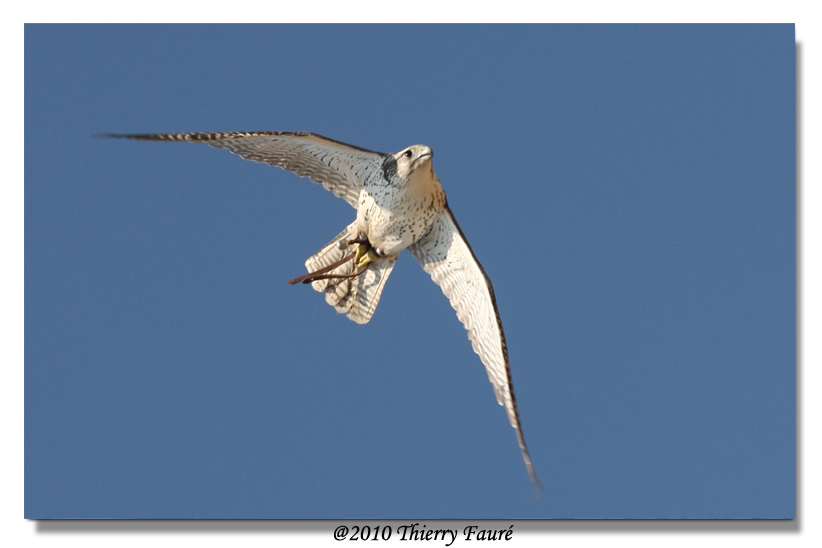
[394,144,434,179]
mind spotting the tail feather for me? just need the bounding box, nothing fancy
[304,223,397,324]
[304,223,357,294]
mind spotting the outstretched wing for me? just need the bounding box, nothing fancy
[100,131,387,208]
[409,209,543,494]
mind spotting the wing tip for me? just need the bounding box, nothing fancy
[92,133,173,141]
[91,133,191,142]
[530,470,546,499]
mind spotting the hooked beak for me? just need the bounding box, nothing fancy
[414,147,433,167]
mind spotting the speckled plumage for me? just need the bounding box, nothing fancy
[101,131,542,495]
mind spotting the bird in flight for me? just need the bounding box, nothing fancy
[100,131,543,495]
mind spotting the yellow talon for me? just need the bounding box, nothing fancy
[352,242,379,268]
[353,242,366,264]
[358,249,378,268]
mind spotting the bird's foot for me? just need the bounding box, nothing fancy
[353,242,379,268]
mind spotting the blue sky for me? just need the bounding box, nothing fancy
[25,24,794,518]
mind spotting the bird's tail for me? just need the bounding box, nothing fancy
[304,222,397,325]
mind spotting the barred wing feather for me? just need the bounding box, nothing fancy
[102,131,386,208]
[409,210,542,493]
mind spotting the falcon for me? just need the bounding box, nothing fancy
[100,131,543,494]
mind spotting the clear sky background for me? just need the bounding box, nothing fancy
[25,24,794,519]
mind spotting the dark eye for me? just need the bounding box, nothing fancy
[404,150,413,158]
